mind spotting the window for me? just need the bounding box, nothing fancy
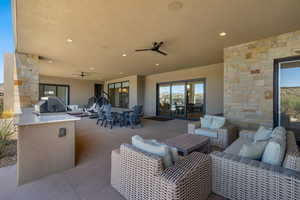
[39,84,70,105]
[108,81,129,108]
[274,57,300,138]
[157,79,206,120]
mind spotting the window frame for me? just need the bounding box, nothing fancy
[156,78,206,120]
[39,83,70,105]
[107,81,130,108]
[273,55,300,127]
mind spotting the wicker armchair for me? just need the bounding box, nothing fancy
[111,144,211,200]
[188,121,238,149]
[211,131,300,200]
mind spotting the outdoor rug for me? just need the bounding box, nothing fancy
[144,116,173,121]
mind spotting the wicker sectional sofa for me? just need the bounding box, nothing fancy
[111,130,300,200]
[211,130,300,199]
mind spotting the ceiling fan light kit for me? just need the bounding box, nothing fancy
[72,72,89,79]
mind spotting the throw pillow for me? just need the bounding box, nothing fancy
[254,126,272,142]
[239,141,268,160]
[271,126,287,140]
[200,115,213,128]
[209,116,226,129]
[131,135,179,168]
[262,137,286,166]
[147,139,179,163]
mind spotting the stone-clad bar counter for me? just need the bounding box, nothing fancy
[15,108,80,185]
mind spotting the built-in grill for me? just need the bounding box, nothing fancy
[34,96,68,113]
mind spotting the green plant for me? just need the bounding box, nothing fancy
[0,119,16,159]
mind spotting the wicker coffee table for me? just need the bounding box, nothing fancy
[165,134,210,156]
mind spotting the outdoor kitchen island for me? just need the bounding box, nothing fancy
[15,108,80,185]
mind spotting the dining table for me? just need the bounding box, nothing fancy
[111,107,133,114]
[111,107,133,127]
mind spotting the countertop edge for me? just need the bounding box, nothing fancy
[16,117,81,126]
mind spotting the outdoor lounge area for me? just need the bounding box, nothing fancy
[0,118,214,200]
[1,0,300,200]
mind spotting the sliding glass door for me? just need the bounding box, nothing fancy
[158,84,171,116]
[275,58,300,138]
[157,79,206,120]
[186,80,205,120]
[171,83,185,118]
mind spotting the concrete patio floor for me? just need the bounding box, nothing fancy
[0,118,224,200]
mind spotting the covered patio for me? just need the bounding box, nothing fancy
[1,0,300,200]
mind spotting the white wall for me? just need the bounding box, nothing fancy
[143,63,224,116]
[39,75,103,105]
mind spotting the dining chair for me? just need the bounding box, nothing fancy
[96,105,105,126]
[103,104,117,129]
[127,105,143,129]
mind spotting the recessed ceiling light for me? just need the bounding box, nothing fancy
[66,38,73,43]
[168,1,183,11]
[122,53,127,57]
[119,72,124,75]
[48,60,53,64]
[155,63,160,66]
[219,32,227,37]
[89,67,95,71]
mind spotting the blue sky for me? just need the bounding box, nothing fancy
[281,66,300,87]
[0,0,14,83]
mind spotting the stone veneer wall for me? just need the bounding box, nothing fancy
[15,53,39,109]
[224,30,300,129]
[4,53,40,113]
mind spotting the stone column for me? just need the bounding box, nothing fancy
[3,53,16,113]
[3,53,39,114]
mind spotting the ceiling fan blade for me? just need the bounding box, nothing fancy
[135,49,152,51]
[156,49,168,56]
[157,41,164,47]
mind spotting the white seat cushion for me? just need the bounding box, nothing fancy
[224,137,253,155]
[195,128,218,138]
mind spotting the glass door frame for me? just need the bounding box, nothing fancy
[157,83,172,118]
[156,78,206,120]
[39,83,70,105]
[273,55,300,127]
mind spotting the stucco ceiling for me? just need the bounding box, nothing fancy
[15,0,300,81]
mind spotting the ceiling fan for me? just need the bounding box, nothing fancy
[72,72,89,79]
[135,41,168,56]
